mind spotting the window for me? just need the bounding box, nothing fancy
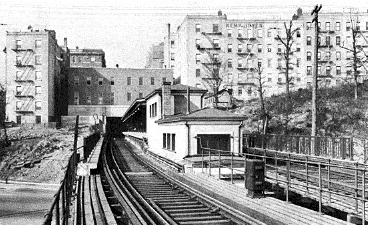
[325,22,330,31]
[91,57,96,62]
[127,92,131,101]
[366,22,368,30]
[296,43,301,52]
[227,59,232,68]
[150,102,157,117]
[307,22,311,30]
[237,73,243,83]
[297,58,301,67]
[87,77,91,85]
[16,86,22,95]
[35,101,41,111]
[247,86,252,95]
[297,31,301,37]
[277,58,281,67]
[238,88,243,95]
[278,77,282,83]
[336,51,341,61]
[318,22,321,29]
[246,44,252,52]
[110,77,115,85]
[326,66,331,75]
[139,77,143,85]
[336,22,341,31]
[238,58,243,67]
[163,77,167,83]
[326,51,331,60]
[16,71,22,80]
[16,40,22,49]
[347,66,352,75]
[307,52,312,61]
[35,55,41,65]
[195,23,201,32]
[357,22,360,31]
[16,101,22,110]
[195,39,201,47]
[196,68,200,77]
[238,29,243,38]
[139,93,143,98]
[318,66,321,75]
[267,44,271,52]
[74,92,79,105]
[213,24,219,33]
[257,29,262,38]
[16,55,22,65]
[238,44,243,53]
[247,28,253,38]
[326,36,330,45]
[35,40,41,48]
[277,44,282,53]
[228,73,233,82]
[35,86,41,95]
[127,77,131,85]
[171,53,175,60]
[336,66,341,75]
[227,44,232,53]
[346,21,351,31]
[267,30,271,37]
[72,56,76,63]
[307,66,312,75]
[268,77,272,82]
[213,39,219,48]
[163,133,175,151]
[98,78,103,86]
[336,36,341,46]
[268,58,272,68]
[258,59,262,68]
[257,44,262,53]
[35,116,41,124]
[171,40,175,48]
[307,36,312,45]
[110,92,114,104]
[151,77,154,85]
[196,54,201,63]
[86,96,91,104]
[317,51,321,60]
[98,93,103,104]
[74,76,79,85]
[227,29,232,37]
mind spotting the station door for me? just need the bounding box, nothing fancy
[197,134,230,155]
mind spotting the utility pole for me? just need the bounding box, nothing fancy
[311,4,322,137]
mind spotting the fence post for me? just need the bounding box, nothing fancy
[318,162,322,214]
[350,137,354,161]
[55,194,60,225]
[355,162,359,212]
[286,154,290,203]
[201,147,204,174]
[362,169,366,225]
[209,150,211,176]
[275,151,278,184]
[218,150,221,179]
[327,159,331,204]
[231,153,233,184]
[306,156,309,192]
[244,155,247,189]
[332,137,335,158]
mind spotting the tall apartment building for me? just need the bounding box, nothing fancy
[70,47,106,68]
[5,29,69,125]
[166,8,368,100]
[145,42,164,68]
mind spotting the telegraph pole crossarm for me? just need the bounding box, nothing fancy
[311,4,322,137]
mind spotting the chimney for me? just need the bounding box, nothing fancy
[186,87,191,114]
[167,23,171,68]
[116,64,119,68]
[64,38,67,48]
[76,46,79,50]
[162,81,172,118]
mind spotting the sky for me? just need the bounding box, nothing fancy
[0,0,367,76]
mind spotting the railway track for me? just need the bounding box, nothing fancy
[101,138,265,225]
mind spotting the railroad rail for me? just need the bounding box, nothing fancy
[101,138,266,225]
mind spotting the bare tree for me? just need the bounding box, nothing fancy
[341,15,368,99]
[0,83,9,147]
[254,63,270,134]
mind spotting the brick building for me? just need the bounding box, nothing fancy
[5,29,69,125]
[165,8,368,100]
[67,68,173,117]
[70,47,106,68]
[145,42,164,68]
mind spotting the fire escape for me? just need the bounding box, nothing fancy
[13,44,35,114]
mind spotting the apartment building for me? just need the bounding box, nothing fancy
[70,47,106,68]
[67,68,173,117]
[166,8,368,100]
[5,29,69,125]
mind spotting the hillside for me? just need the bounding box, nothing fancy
[234,83,368,138]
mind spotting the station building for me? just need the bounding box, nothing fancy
[164,8,368,101]
[122,82,246,162]
[4,29,69,125]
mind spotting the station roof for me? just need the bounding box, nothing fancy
[156,108,246,124]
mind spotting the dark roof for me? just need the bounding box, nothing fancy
[68,67,173,78]
[156,108,246,124]
[145,83,207,100]
[121,99,146,122]
[70,48,105,55]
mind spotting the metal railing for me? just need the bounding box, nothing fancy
[43,116,79,225]
[195,138,367,224]
[244,133,355,160]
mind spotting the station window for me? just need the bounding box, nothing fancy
[150,102,157,117]
[163,133,175,151]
